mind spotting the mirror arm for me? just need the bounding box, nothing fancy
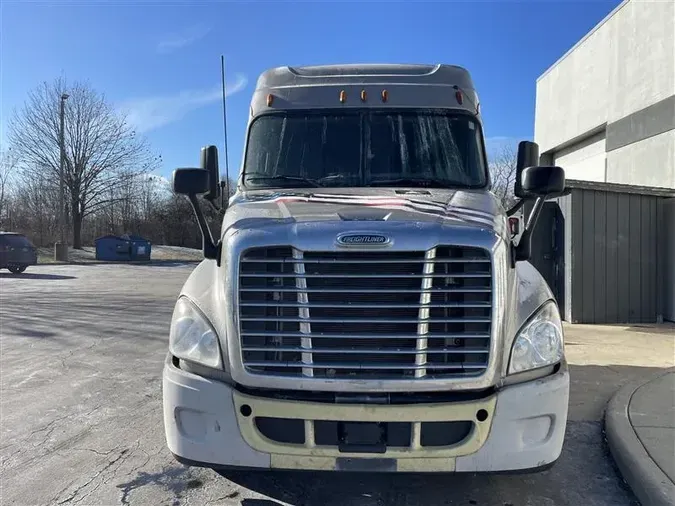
[514,196,546,262]
[506,199,526,217]
[187,193,219,260]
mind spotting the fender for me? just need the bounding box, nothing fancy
[499,261,558,380]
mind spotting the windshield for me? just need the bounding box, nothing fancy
[243,111,488,188]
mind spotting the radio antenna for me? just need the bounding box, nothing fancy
[220,55,230,201]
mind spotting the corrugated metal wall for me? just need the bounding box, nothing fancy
[663,198,675,322]
[569,188,661,323]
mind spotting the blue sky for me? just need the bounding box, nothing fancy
[1,0,621,180]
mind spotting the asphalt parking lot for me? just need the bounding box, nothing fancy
[1,264,673,506]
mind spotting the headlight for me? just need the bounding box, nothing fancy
[169,297,222,369]
[508,301,564,374]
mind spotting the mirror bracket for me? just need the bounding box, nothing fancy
[187,193,220,262]
[514,196,546,262]
[506,199,526,217]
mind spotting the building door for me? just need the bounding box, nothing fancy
[528,202,565,309]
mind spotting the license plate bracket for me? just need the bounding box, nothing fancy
[338,421,387,454]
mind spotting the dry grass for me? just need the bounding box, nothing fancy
[37,245,202,264]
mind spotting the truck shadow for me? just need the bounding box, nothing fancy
[241,501,286,506]
[1,294,172,343]
[0,272,76,280]
[116,465,200,506]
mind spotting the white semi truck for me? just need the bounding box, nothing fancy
[163,64,569,474]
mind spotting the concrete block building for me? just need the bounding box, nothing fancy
[533,0,675,323]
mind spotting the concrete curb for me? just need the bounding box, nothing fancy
[605,367,675,506]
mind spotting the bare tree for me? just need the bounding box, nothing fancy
[489,145,518,209]
[8,78,160,248]
[0,149,18,228]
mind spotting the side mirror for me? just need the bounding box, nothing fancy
[513,165,566,263]
[173,168,210,195]
[172,167,218,260]
[201,145,221,202]
[521,165,565,197]
[514,141,540,198]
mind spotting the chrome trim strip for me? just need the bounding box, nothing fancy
[293,248,313,377]
[415,248,436,378]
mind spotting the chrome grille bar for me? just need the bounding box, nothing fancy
[244,362,487,370]
[240,332,490,339]
[240,302,491,309]
[241,346,490,354]
[240,287,490,293]
[240,316,490,323]
[241,258,490,264]
[241,273,490,279]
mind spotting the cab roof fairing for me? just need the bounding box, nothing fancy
[248,64,481,119]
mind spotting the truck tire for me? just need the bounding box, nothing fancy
[8,265,27,274]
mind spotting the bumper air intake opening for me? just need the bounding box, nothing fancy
[420,421,473,447]
[255,417,305,444]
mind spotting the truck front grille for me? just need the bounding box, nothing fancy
[238,246,492,380]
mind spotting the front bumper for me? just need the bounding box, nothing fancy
[163,356,569,473]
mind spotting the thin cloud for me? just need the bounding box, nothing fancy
[157,24,211,53]
[119,73,248,133]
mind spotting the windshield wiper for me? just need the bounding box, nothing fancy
[366,177,463,188]
[244,175,322,188]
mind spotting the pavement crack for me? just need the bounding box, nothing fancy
[0,446,25,470]
[27,414,70,439]
[71,444,121,456]
[34,425,58,448]
[56,448,131,504]
[206,491,240,505]
[122,440,147,478]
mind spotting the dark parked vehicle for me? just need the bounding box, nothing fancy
[0,232,38,273]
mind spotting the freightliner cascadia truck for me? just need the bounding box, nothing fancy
[163,64,569,474]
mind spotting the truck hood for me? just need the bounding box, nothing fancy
[223,187,508,240]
